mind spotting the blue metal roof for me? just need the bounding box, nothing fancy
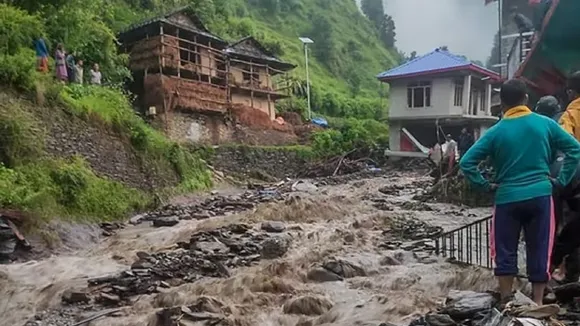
[377,48,498,80]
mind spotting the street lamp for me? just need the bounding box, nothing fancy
[299,37,314,121]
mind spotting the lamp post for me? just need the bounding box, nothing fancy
[299,37,314,121]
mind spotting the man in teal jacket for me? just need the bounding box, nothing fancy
[460,79,580,305]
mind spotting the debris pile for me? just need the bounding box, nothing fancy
[84,224,290,304]
[406,290,571,326]
[299,155,372,178]
[382,215,443,241]
[132,190,285,226]
[154,296,234,326]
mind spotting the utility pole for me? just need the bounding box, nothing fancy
[299,37,314,121]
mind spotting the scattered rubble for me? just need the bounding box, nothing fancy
[100,222,125,237]
[382,215,443,241]
[83,224,289,304]
[134,190,285,226]
[154,296,232,326]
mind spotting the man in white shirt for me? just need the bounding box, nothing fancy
[442,134,458,174]
[90,63,102,85]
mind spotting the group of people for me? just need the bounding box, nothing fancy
[459,72,580,306]
[33,37,102,85]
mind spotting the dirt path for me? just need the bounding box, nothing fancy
[1,171,497,326]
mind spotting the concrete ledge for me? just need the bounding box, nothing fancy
[385,150,429,158]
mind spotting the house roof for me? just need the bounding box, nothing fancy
[119,6,226,44]
[225,36,296,71]
[377,48,500,82]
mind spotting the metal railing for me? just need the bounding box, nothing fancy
[435,215,527,275]
[435,216,493,268]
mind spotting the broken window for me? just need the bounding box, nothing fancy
[407,81,431,108]
[454,79,463,106]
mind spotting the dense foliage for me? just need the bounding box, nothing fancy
[1,0,397,119]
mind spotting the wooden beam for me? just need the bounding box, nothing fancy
[176,28,180,78]
[250,62,254,108]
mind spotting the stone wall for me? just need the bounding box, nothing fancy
[208,146,310,180]
[166,110,299,146]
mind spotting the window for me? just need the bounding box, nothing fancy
[480,89,486,112]
[407,81,432,108]
[454,79,463,106]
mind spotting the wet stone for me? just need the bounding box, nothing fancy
[152,217,179,228]
[261,221,286,233]
[379,255,402,266]
[306,268,344,283]
[425,313,456,326]
[554,283,580,303]
[261,236,290,259]
[322,259,367,278]
[61,289,89,304]
[441,290,496,320]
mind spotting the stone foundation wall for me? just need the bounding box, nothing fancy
[208,146,310,180]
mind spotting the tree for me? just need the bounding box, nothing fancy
[380,14,396,48]
[361,0,385,30]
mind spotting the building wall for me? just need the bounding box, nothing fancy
[389,121,402,151]
[166,111,233,144]
[231,93,274,119]
[230,64,271,89]
[389,77,457,119]
[389,75,494,120]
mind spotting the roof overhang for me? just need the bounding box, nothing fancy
[389,114,499,123]
[378,65,501,83]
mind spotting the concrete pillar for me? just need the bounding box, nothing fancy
[463,75,472,115]
[389,122,401,151]
[486,83,492,115]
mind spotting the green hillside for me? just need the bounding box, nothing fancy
[4,0,398,119]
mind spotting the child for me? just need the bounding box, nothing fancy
[459,79,580,305]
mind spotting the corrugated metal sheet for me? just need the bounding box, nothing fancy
[377,48,498,80]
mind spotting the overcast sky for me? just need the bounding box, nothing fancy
[383,0,499,62]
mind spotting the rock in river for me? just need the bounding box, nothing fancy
[152,217,179,228]
[261,221,286,233]
[306,268,344,283]
[440,290,496,320]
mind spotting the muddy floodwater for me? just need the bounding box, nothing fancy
[0,171,503,326]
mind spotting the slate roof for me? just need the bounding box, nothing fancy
[225,36,296,70]
[119,6,225,44]
[377,48,500,81]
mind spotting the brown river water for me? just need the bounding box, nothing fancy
[0,172,505,326]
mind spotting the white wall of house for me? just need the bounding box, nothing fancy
[388,74,494,120]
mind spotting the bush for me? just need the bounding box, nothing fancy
[0,49,39,91]
[311,118,389,157]
[0,158,149,222]
[0,100,45,168]
[0,4,44,56]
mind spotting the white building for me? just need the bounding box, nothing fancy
[377,48,501,157]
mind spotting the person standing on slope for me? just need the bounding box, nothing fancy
[460,79,580,306]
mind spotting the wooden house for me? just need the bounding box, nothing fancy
[225,37,296,120]
[118,7,229,122]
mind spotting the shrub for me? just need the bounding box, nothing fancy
[0,4,44,56]
[0,49,39,91]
